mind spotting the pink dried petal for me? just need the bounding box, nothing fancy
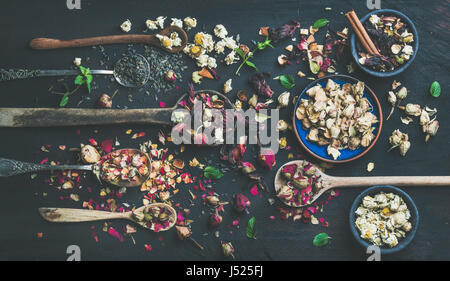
[108,227,124,242]
[250,185,258,196]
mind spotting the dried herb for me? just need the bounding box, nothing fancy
[312,18,329,29]
[203,166,224,180]
[279,74,295,89]
[234,36,273,75]
[246,216,257,239]
[313,232,330,247]
[430,81,441,98]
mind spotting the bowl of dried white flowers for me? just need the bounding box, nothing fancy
[293,75,382,163]
[349,185,419,254]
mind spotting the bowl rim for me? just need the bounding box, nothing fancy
[349,185,420,255]
[292,74,383,163]
[350,9,419,77]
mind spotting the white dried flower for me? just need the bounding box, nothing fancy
[224,51,238,65]
[120,19,132,33]
[170,18,183,28]
[73,57,81,66]
[183,17,197,30]
[213,24,228,39]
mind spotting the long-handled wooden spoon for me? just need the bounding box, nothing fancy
[29,26,188,53]
[0,148,151,187]
[39,203,177,232]
[275,160,450,207]
[0,90,231,127]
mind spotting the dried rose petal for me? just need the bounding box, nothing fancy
[240,162,256,174]
[98,94,112,108]
[175,226,192,240]
[234,193,250,213]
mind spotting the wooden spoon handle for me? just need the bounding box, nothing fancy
[30,34,155,50]
[330,176,450,188]
[0,107,174,127]
[39,207,130,222]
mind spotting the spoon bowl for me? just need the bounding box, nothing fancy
[0,148,151,188]
[112,54,151,87]
[39,202,177,232]
[274,160,450,207]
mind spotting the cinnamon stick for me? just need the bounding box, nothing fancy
[346,10,380,56]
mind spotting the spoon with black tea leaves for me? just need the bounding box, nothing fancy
[39,202,177,232]
[0,54,150,87]
[0,148,151,187]
[274,160,450,207]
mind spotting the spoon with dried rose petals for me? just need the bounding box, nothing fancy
[39,202,177,232]
[0,148,151,188]
[274,160,450,207]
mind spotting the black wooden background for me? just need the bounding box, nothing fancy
[0,0,448,261]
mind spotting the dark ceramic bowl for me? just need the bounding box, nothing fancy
[349,185,419,255]
[350,9,419,77]
[292,74,383,163]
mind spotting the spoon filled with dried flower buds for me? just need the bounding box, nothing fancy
[39,202,177,232]
[29,26,188,53]
[275,160,450,207]
[0,148,151,188]
[0,54,150,88]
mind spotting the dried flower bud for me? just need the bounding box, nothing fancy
[388,91,397,105]
[257,149,276,170]
[399,140,411,156]
[240,162,256,175]
[165,70,176,82]
[206,195,220,207]
[234,193,250,213]
[389,129,403,146]
[419,110,430,126]
[209,213,223,227]
[396,87,408,99]
[277,54,289,66]
[281,163,297,180]
[277,91,290,108]
[277,185,294,201]
[221,241,235,259]
[98,94,112,108]
[404,103,421,116]
[424,120,439,142]
[175,226,192,240]
[239,44,250,56]
[237,90,248,102]
[80,144,101,164]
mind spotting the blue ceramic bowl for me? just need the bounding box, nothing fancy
[292,74,383,163]
[349,185,419,255]
[350,9,419,77]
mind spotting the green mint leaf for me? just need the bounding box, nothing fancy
[313,18,329,29]
[257,42,266,50]
[203,166,224,180]
[267,43,274,48]
[245,60,257,70]
[74,75,85,85]
[59,95,69,107]
[246,216,257,239]
[430,81,441,98]
[313,233,330,247]
[279,74,295,89]
[234,48,246,59]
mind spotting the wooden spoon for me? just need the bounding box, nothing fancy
[29,26,188,53]
[0,90,231,127]
[274,160,450,207]
[39,203,177,232]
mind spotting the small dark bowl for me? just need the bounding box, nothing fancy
[350,9,419,77]
[349,185,419,255]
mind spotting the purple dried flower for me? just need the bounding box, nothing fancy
[268,20,301,43]
[248,72,274,98]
